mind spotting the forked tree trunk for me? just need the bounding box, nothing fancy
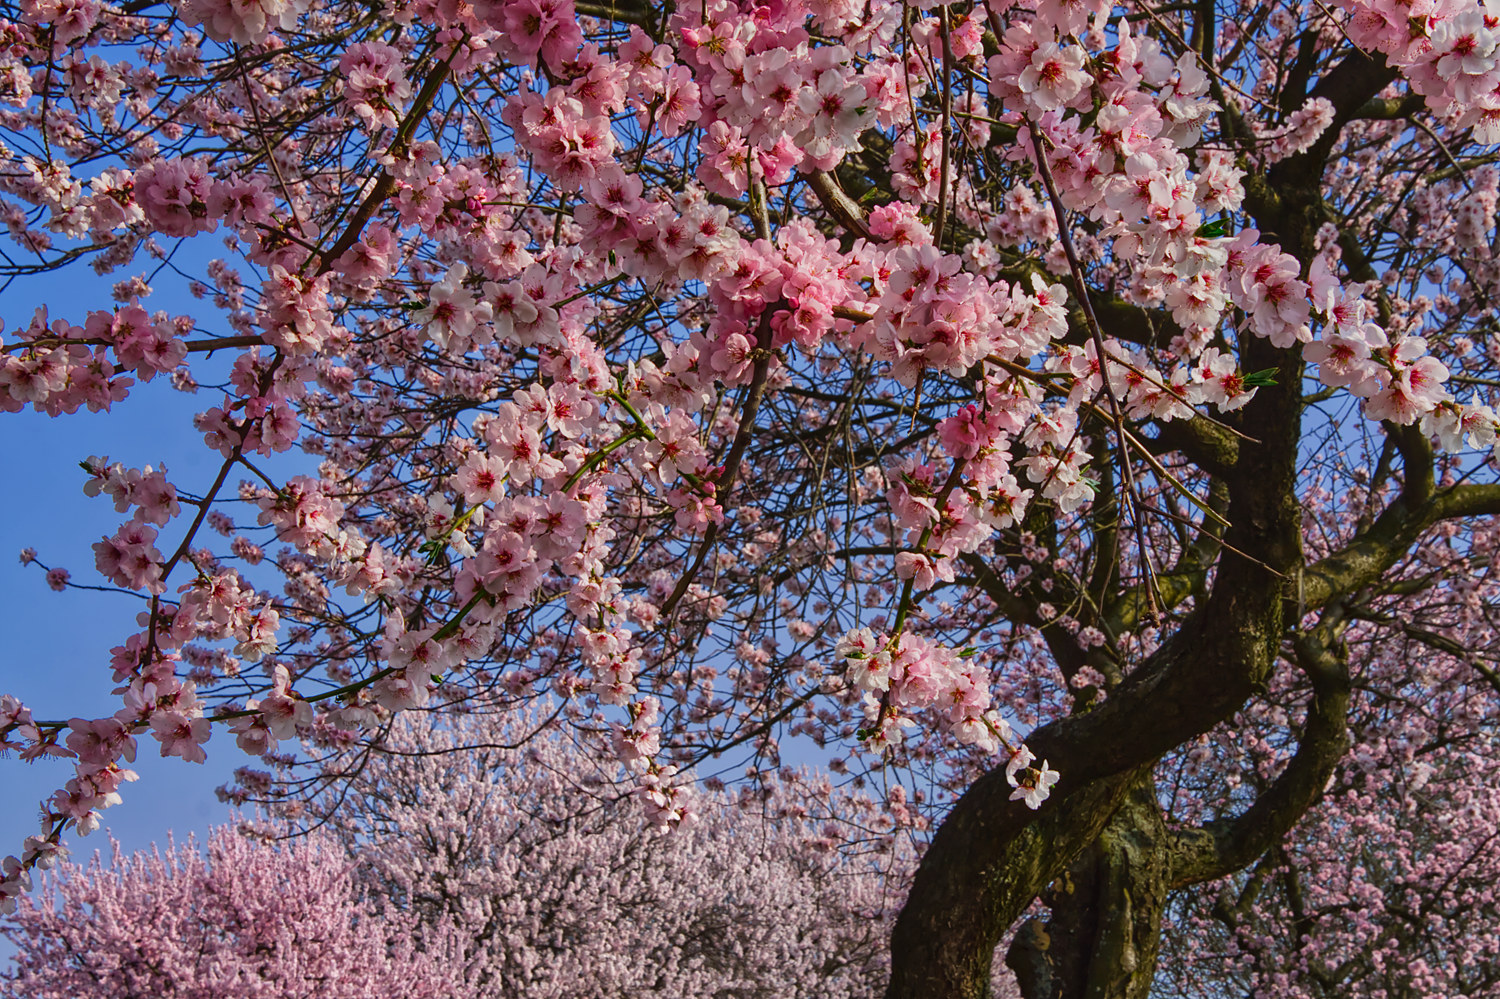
[886,50,1402,999]
[1005,777,1169,999]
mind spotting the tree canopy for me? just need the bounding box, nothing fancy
[3,0,1500,993]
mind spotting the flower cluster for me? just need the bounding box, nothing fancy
[3,0,1500,957]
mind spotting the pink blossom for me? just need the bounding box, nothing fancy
[64,717,136,766]
[1017,43,1092,112]
[3,827,460,995]
[148,711,210,763]
[132,158,219,238]
[339,41,412,131]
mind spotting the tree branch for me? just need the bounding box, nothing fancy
[1167,613,1352,888]
[803,170,873,241]
[1301,482,1500,612]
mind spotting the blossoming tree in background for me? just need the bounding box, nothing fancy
[1152,577,1500,998]
[277,707,908,997]
[0,825,462,998]
[3,0,1500,992]
[4,710,907,998]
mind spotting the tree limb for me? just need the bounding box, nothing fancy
[1167,613,1352,888]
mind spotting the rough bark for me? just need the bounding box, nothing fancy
[885,332,1304,996]
[1003,619,1353,999]
[1006,777,1170,999]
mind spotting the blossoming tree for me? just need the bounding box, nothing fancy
[1152,576,1500,998]
[0,826,463,998]
[269,707,909,997]
[4,710,908,998]
[3,0,1500,992]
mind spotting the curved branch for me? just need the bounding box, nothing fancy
[1301,481,1500,612]
[1168,614,1352,888]
[1148,416,1240,479]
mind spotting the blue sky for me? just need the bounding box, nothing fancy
[1,267,244,875]
[0,369,242,859]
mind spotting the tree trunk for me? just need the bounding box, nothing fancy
[885,48,1403,999]
[1006,776,1169,999]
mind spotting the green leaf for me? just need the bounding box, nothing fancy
[1195,218,1230,239]
[1242,367,1279,387]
